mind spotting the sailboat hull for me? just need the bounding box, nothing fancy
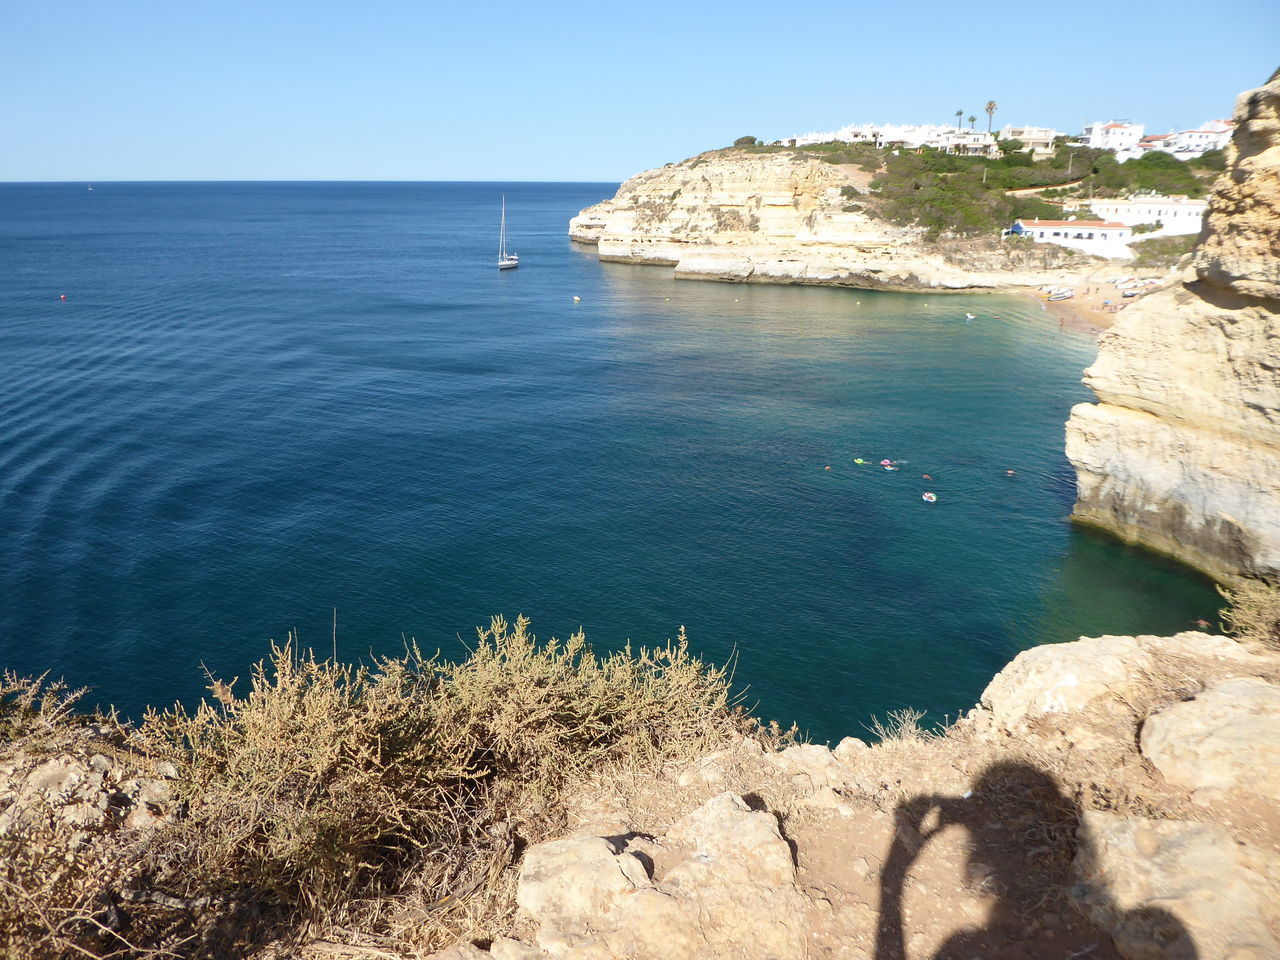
[498,197,518,270]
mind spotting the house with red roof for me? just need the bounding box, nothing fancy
[1006,217,1134,258]
[1082,121,1145,151]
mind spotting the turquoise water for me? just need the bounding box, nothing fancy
[0,182,1219,741]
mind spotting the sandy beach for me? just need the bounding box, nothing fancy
[1011,264,1179,333]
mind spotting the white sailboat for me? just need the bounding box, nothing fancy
[498,196,519,270]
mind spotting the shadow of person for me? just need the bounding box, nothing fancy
[873,759,1196,960]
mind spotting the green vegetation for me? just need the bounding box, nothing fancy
[1128,233,1197,268]
[732,135,760,147]
[1088,150,1205,198]
[855,143,1212,240]
[717,139,884,172]
[1130,222,1163,235]
[1191,148,1227,171]
[868,148,1075,239]
[1,618,769,958]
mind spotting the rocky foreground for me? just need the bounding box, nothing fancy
[568,150,1099,292]
[1066,71,1280,582]
[413,630,1280,960]
[7,630,1279,960]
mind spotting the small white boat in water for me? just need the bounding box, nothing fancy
[498,196,519,270]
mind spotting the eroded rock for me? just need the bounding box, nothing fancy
[1075,811,1280,960]
[1141,676,1280,800]
[515,792,806,960]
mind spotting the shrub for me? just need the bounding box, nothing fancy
[1192,148,1227,171]
[125,617,752,954]
[1128,234,1196,268]
[1219,580,1280,650]
[0,675,147,960]
[733,136,759,147]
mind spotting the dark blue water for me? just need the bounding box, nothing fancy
[0,182,1219,741]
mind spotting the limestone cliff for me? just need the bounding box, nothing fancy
[569,150,1094,291]
[1065,71,1280,582]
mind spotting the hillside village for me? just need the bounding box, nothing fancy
[784,108,1231,260]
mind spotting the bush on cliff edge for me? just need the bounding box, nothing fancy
[1221,580,1280,650]
[1,617,754,958]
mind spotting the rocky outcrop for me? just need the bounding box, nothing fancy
[430,631,1280,960]
[1065,71,1280,581]
[569,150,1095,291]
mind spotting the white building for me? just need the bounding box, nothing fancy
[1168,120,1232,158]
[793,122,998,157]
[1064,195,1207,236]
[996,125,1063,159]
[1083,121,1145,151]
[1007,218,1133,258]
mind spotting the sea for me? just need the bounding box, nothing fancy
[0,181,1219,742]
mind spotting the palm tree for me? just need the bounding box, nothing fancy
[955,109,963,130]
[985,100,998,134]
[968,115,977,130]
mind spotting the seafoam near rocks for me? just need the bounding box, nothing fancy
[1066,70,1280,581]
[568,150,1091,291]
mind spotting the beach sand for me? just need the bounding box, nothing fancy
[1011,265,1177,334]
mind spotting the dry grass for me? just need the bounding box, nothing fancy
[1219,579,1280,650]
[865,707,939,744]
[60,616,755,957]
[0,670,91,743]
[0,674,150,960]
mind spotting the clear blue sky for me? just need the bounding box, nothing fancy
[4,0,1276,182]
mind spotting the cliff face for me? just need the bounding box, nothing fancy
[569,150,1092,291]
[1065,72,1280,582]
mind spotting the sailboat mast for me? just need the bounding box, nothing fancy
[499,195,506,259]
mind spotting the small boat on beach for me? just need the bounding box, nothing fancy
[1047,290,1074,301]
[498,196,519,270]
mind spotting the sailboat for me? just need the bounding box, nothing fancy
[498,196,519,270]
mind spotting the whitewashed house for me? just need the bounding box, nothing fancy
[1168,120,1232,158]
[997,125,1063,159]
[1065,195,1208,236]
[1007,218,1133,258]
[1083,121,1145,151]
[793,123,998,157]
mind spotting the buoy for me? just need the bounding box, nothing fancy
[853,458,865,464]
[922,492,937,503]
